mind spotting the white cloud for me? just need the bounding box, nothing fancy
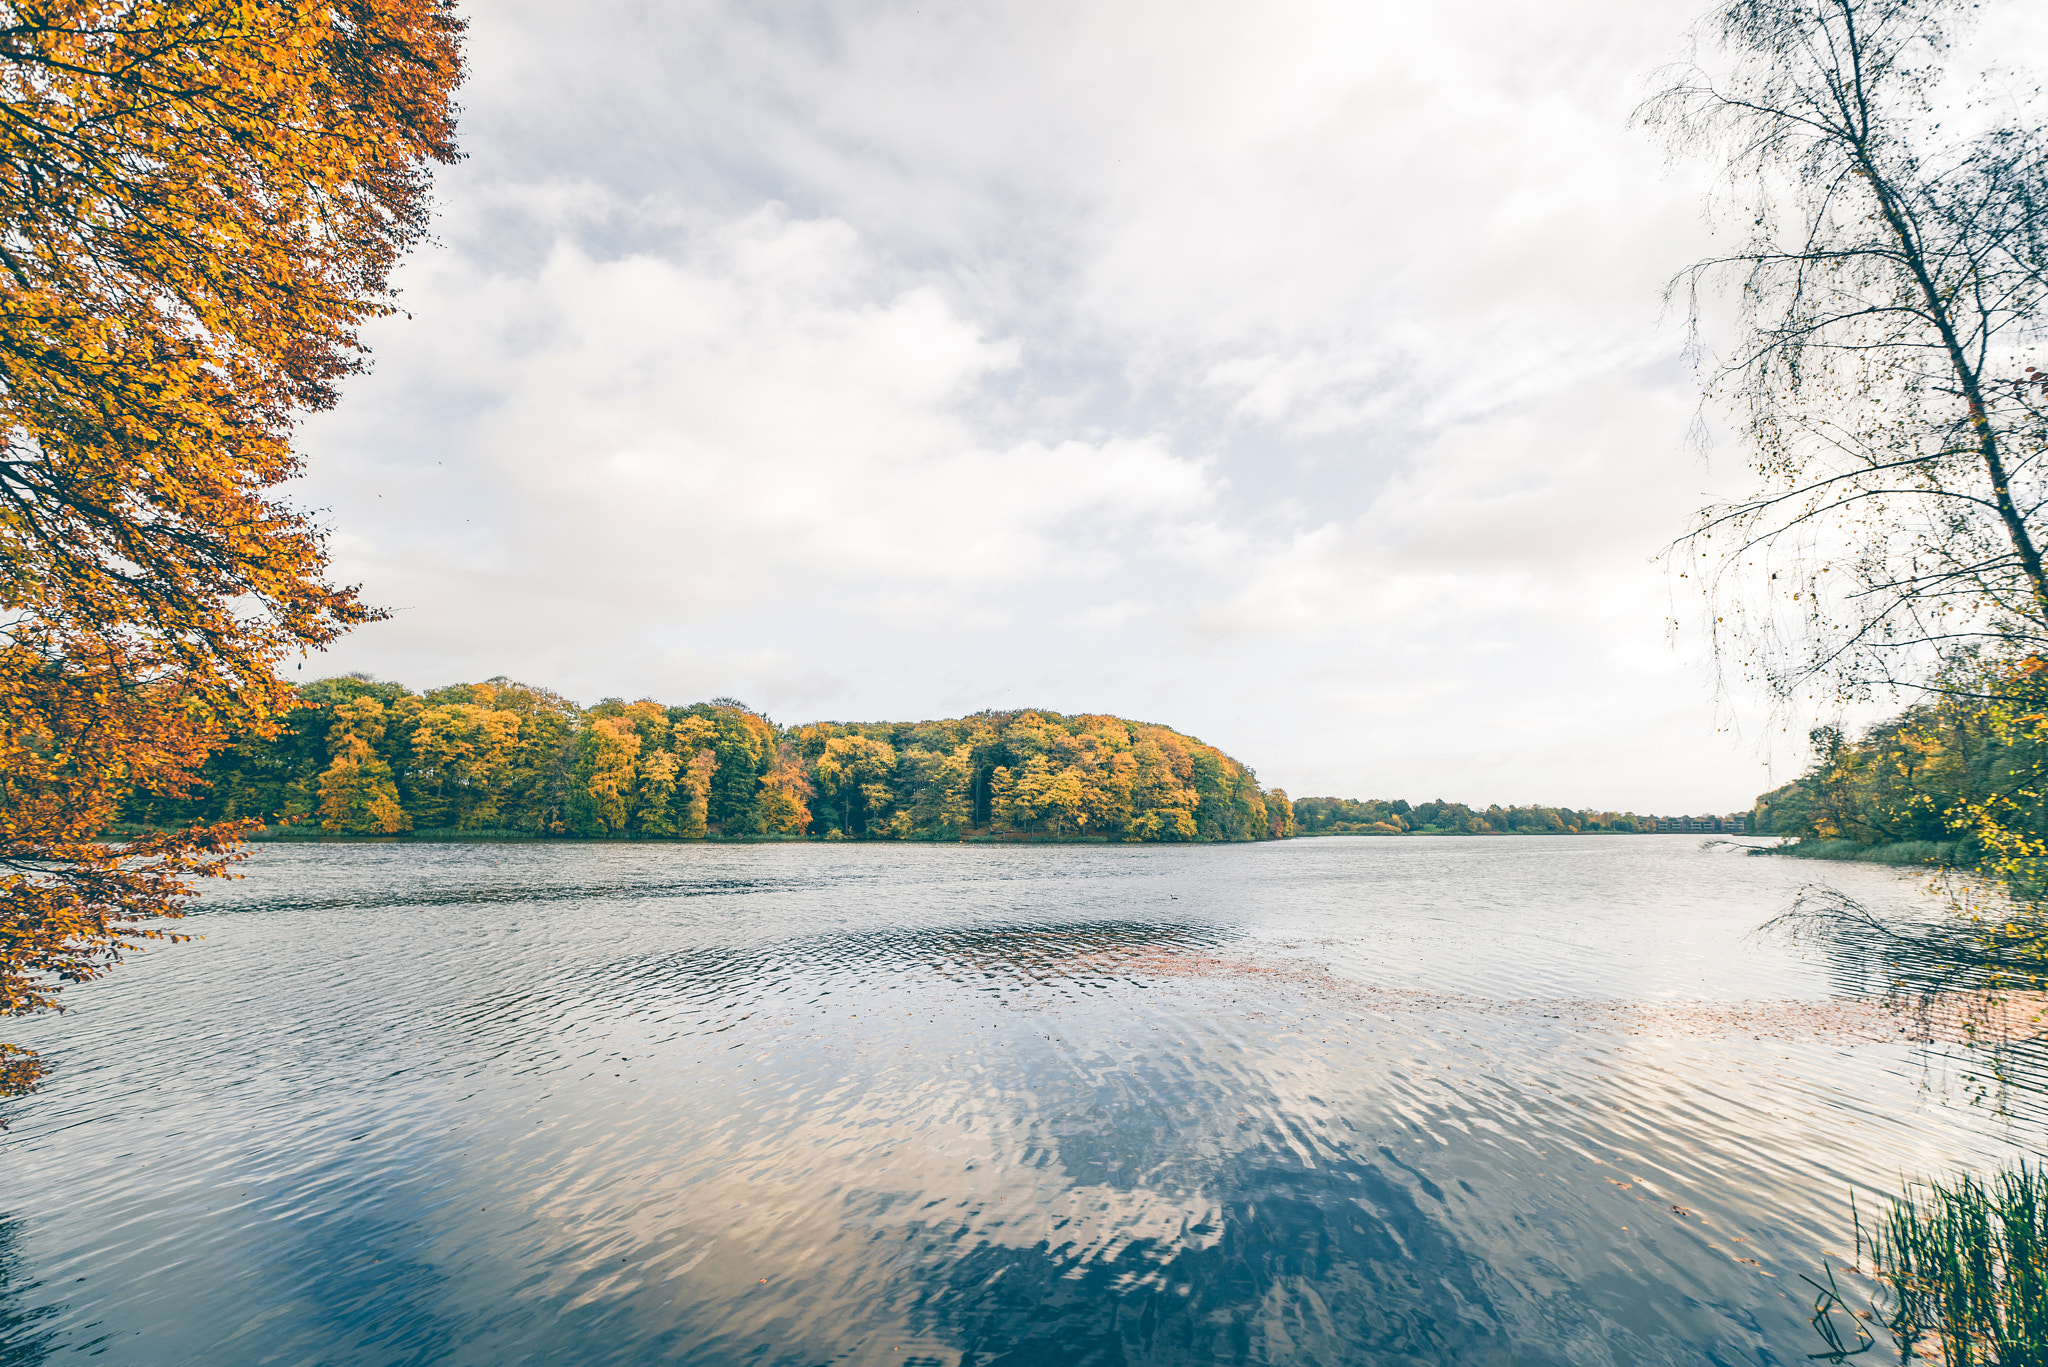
[291,0,1816,809]
[315,205,1216,601]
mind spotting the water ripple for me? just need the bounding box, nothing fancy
[0,836,2033,1365]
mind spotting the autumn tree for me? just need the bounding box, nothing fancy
[461,679,580,834]
[410,703,519,829]
[671,716,719,839]
[693,702,775,831]
[633,750,681,837]
[897,743,974,838]
[1127,735,1199,840]
[808,732,897,837]
[614,699,677,836]
[0,2,464,1092]
[750,742,814,836]
[1005,755,1051,830]
[583,716,642,836]
[316,698,407,835]
[1264,789,1295,839]
[987,765,1017,833]
[1042,767,1089,835]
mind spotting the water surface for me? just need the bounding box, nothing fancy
[2,836,2035,1365]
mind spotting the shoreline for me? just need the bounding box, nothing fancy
[112,825,1755,847]
[115,825,1206,847]
[1749,837,1963,868]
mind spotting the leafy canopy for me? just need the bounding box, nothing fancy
[0,0,464,1095]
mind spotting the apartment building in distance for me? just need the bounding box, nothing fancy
[1639,814,1750,834]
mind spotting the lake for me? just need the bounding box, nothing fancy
[2,835,2038,1365]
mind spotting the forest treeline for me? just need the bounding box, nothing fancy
[125,676,1292,843]
[1292,796,1715,835]
[1749,657,2048,887]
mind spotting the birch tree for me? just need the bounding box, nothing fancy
[1648,0,2048,706]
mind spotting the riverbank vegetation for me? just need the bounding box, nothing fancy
[1808,1161,2048,1364]
[1870,1162,2048,1365]
[125,675,1292,844]
[1750,655,2048,893]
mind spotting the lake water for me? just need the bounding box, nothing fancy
[3,835,2041,1366]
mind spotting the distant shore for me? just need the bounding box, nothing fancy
[1293,828,1680,839]
[121,824,1165,846]
[115,823,1757,847]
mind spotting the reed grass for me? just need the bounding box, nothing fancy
[1865,1162,2048,1364]
[1767,838,1962,866]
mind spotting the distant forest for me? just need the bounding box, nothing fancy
[1292,796,1722,835]
[126,676,1290,843]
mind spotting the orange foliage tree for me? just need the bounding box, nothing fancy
[0,1,464,1093]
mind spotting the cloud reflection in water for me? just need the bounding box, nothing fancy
[3,839,2045,1365]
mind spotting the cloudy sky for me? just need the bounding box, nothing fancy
[292,0,1800,812]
